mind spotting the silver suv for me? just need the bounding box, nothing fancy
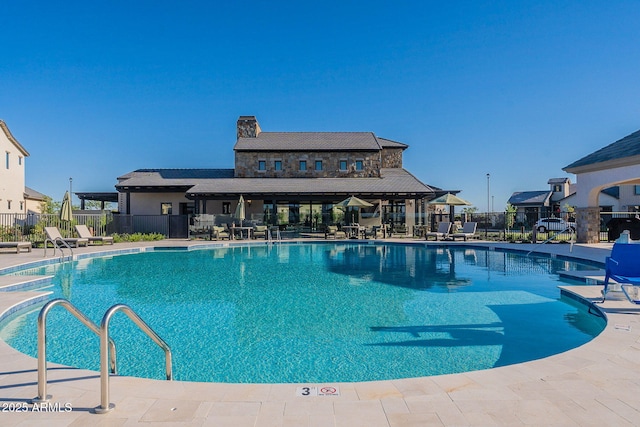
[534,218,576,233]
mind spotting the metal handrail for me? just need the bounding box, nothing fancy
[32,298,117,403]
[96,304,172,414]
[527,226,575,256]
[43,236,73,259]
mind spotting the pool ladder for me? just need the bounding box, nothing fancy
[32,298,172,414]
[43,237,73,261]
[526,226,575,257]
[267,227,282,244]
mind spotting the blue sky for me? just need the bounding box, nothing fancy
[2,1,639,210]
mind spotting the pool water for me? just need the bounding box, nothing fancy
[0,243,605,383]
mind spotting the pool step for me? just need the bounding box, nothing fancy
[558,270,606,285]
[0,275,54,292]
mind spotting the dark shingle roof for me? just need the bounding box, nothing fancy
[117,169,235,182]
[116,168,436,197]
[377,137,408,149]
[508,191,551,206]
[564,129,640,173]
[24,186,47,200]
[234,132,383,151]
[187,168,434,197]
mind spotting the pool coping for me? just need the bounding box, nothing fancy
[0,239,639,426]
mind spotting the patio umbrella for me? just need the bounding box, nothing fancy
[336,196,374,208]
[428,193,472,223]
[336,196,373,224]
[234,195,246,225]
[60,191,73,222]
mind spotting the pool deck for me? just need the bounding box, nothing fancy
[0,239,639,426]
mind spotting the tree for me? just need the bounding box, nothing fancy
[505,203,517,230]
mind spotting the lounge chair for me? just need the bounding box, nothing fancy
[0,241,32,253]
[325,225,346,239]
[364,225,384,239]
[601,243,640,303]
[212,226,230,240]
[44,226,89,248]
[451,222,477,241]
[253,225,268,240]
[75,224,114,245]
[425,222,451,241]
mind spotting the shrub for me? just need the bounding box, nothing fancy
[112,233,165,243]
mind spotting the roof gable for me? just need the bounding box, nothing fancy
[0,120,29,156]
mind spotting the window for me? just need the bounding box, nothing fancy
[222,202,231,214]
[274,160,282,171]
[20,201,24,211]
[635,185,640,196]
[299,160,307,171]
[18,156,22,166]
[355,160,364,171]
[7,200,11,210]
[315,160,323,171]
[258,160,266,171]
[161,203,172,215]
[553,185,562,192]
[5,152,8,169]
[339,159,348,171]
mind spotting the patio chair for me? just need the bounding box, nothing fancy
[75,224,114,245]
[44,226,89,248]
[325,225,346,239]
[364,225,384,239]
[253,225,268,240]
[601,242,640,303]
[450,222,478,241]
[425,222,451,241]
[212,226,230,240]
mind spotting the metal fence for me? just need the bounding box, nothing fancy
[0,212,113,243]
[3,210,638,243]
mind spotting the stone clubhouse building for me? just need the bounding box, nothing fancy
[115,116,455,234]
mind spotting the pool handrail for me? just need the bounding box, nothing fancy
[96,303,172,414]
[32,298,117,404]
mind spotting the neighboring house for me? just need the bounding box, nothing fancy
[24,186,47,214]
[563,128,640,243]
[0,120,29,215]
[507,178,573,225]
[116,116,453,229]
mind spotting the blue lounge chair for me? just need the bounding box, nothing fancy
[602,243,640,303]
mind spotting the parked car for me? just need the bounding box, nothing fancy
[534,218,576,233]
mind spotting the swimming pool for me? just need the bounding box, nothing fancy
[0,242,605,383]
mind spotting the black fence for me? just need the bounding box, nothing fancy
[2,210,639,243]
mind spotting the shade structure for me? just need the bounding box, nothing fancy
[336,196,374,208]
[234,195,246,223]
[428,193,472,206]
[60,191,73,222]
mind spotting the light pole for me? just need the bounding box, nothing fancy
[486,173,490,238]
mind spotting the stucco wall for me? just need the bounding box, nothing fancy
[0,131,26,214]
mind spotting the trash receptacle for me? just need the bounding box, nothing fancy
[606,217,640,241]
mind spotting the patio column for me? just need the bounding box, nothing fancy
[575,206,600,243]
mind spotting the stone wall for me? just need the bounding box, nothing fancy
[237,116,261,139]
[575,206,601,243]
[381,148,403,168]
[234,151,383,178]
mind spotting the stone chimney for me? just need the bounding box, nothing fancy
[237,116,261,138]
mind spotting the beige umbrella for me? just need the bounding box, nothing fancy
[60,191,73,222]
[336,196,373,224]
[234,195,246,225]
[336,196,374,208]
[428,193,472,223]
